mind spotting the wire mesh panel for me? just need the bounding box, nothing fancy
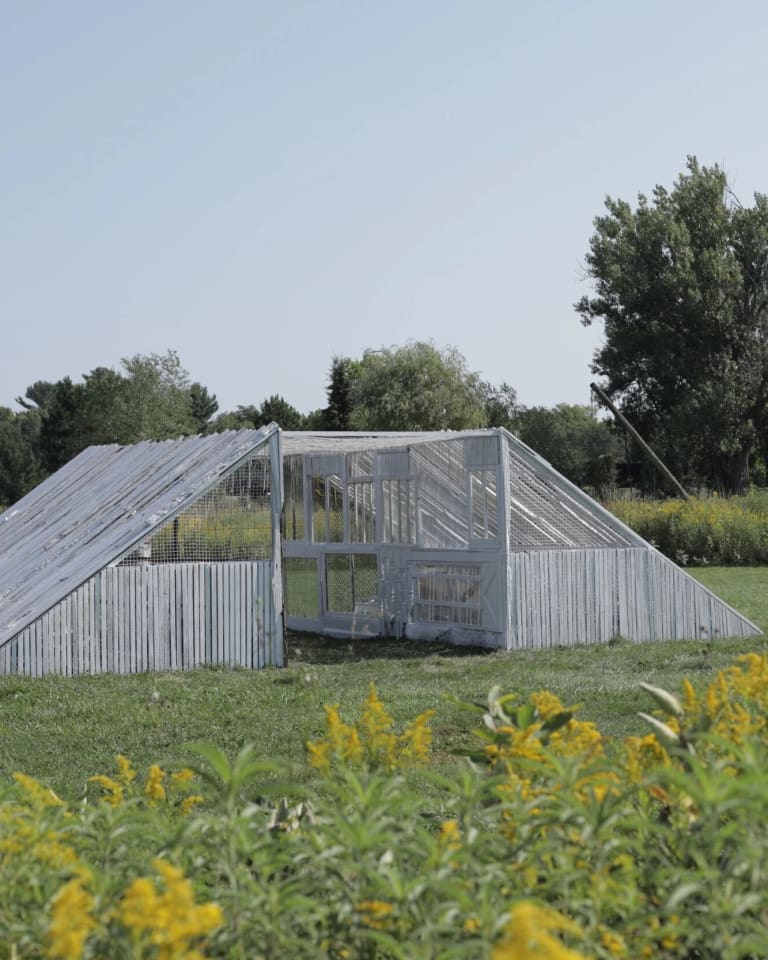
[326,554,378,613]
[283,455,306,541]
[121,454,273,564]
[284,557,320,618]
[348,450,374,477]
[507,444,633,550]
[411,440,470,548]
[348,481,376,543]
[470,469,499,540]
[411,564,482,627]
[311,475,344,542]
[381,479,416,544]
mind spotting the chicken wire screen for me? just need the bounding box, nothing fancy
[284,557,320,618]
[326,553,378,613]
[507,447,632,549]
[283,455,306,541]
[121,454,273,564]
[411,564,482,627]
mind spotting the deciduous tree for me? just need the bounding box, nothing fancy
[515,404,619,494]
[577,157,768,494]
[37,351,206,471]
[0,407,45,506]
[349,342,487,432]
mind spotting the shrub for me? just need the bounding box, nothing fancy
[2,669,768,957]
[605,493,768,565]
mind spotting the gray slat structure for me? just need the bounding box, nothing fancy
[0,425,759,676]
[0,427,284,675]
[279,428,761,649]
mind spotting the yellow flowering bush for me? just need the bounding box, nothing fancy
[492,902,589,960]
[2,659,768,958]
[306,683,435,773]
[116,859,222,959]
[606,493,768,564]
[87,755,202,817]
[46,876,97,960]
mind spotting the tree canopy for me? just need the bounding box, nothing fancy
[514,404,618,495]
[577,157,768,494]
[346,342,488,432]
[0,341,626,508]
[23,351,217,473]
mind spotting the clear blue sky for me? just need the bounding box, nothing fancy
[3,0,768,417]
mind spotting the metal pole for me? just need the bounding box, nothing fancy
[590,382,689,500]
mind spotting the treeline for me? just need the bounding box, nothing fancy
[0,343,619,508]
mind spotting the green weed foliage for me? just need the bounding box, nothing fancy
[606,491,768,565]
[4,658,768,959]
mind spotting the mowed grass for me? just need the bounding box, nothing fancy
[0,567,765,799]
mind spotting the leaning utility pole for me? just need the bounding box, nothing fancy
[590,382,689,500]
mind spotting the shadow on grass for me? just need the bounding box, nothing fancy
[286,630,494,665]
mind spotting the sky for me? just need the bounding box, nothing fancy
[3,0,768,418]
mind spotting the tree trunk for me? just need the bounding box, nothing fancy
[716,444,752,496]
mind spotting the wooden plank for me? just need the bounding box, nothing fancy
[255,563,263,668]
[193,564,203,668]
[227,563,235,667]
[242,563,249,667]
[204,565,212,663]
[221,564,230,666]
[151,566,161,671]
[229,563,238,667]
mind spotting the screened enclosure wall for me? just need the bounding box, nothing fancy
[120,450,274,565]
[281,430,760,649]
[281,432,508,646]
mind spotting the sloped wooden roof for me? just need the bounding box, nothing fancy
[0,427,275,648]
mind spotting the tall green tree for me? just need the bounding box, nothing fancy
[0,407,45,506]
[15,380,58,412]
[323,355,359,430]
[188,382,219,430]
[37,351,206,471]
[514,404,619,494]
[349,342,487,432]
[478,381,519,431]
[209,395,306,432]
[256,395,306,430]
[577,157,768,494]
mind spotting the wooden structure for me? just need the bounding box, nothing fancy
[0,426,759,676]
[281,430,760,648]
[0,427,283,675]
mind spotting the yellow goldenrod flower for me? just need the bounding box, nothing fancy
[492,902,589,960]
[115,754,136,785]
[400,710,435,765]
[307,692,434,774]
[600,929,627,956]
[45,877,97,960]
[356,899,394,930]
[181,795,205,817]
[171,768,196,785]
[118,859,222,958]
[361,683,395,741]
[88,774,124,807]
[438,818,461,849]
[306,738,332,774]
[144,765,167,804]
[13,772,63,808]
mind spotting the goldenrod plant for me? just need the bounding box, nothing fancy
[1,661,768,956]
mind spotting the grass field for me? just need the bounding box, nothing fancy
[0,566,765,799]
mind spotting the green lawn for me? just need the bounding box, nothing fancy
[0,566,764,799]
